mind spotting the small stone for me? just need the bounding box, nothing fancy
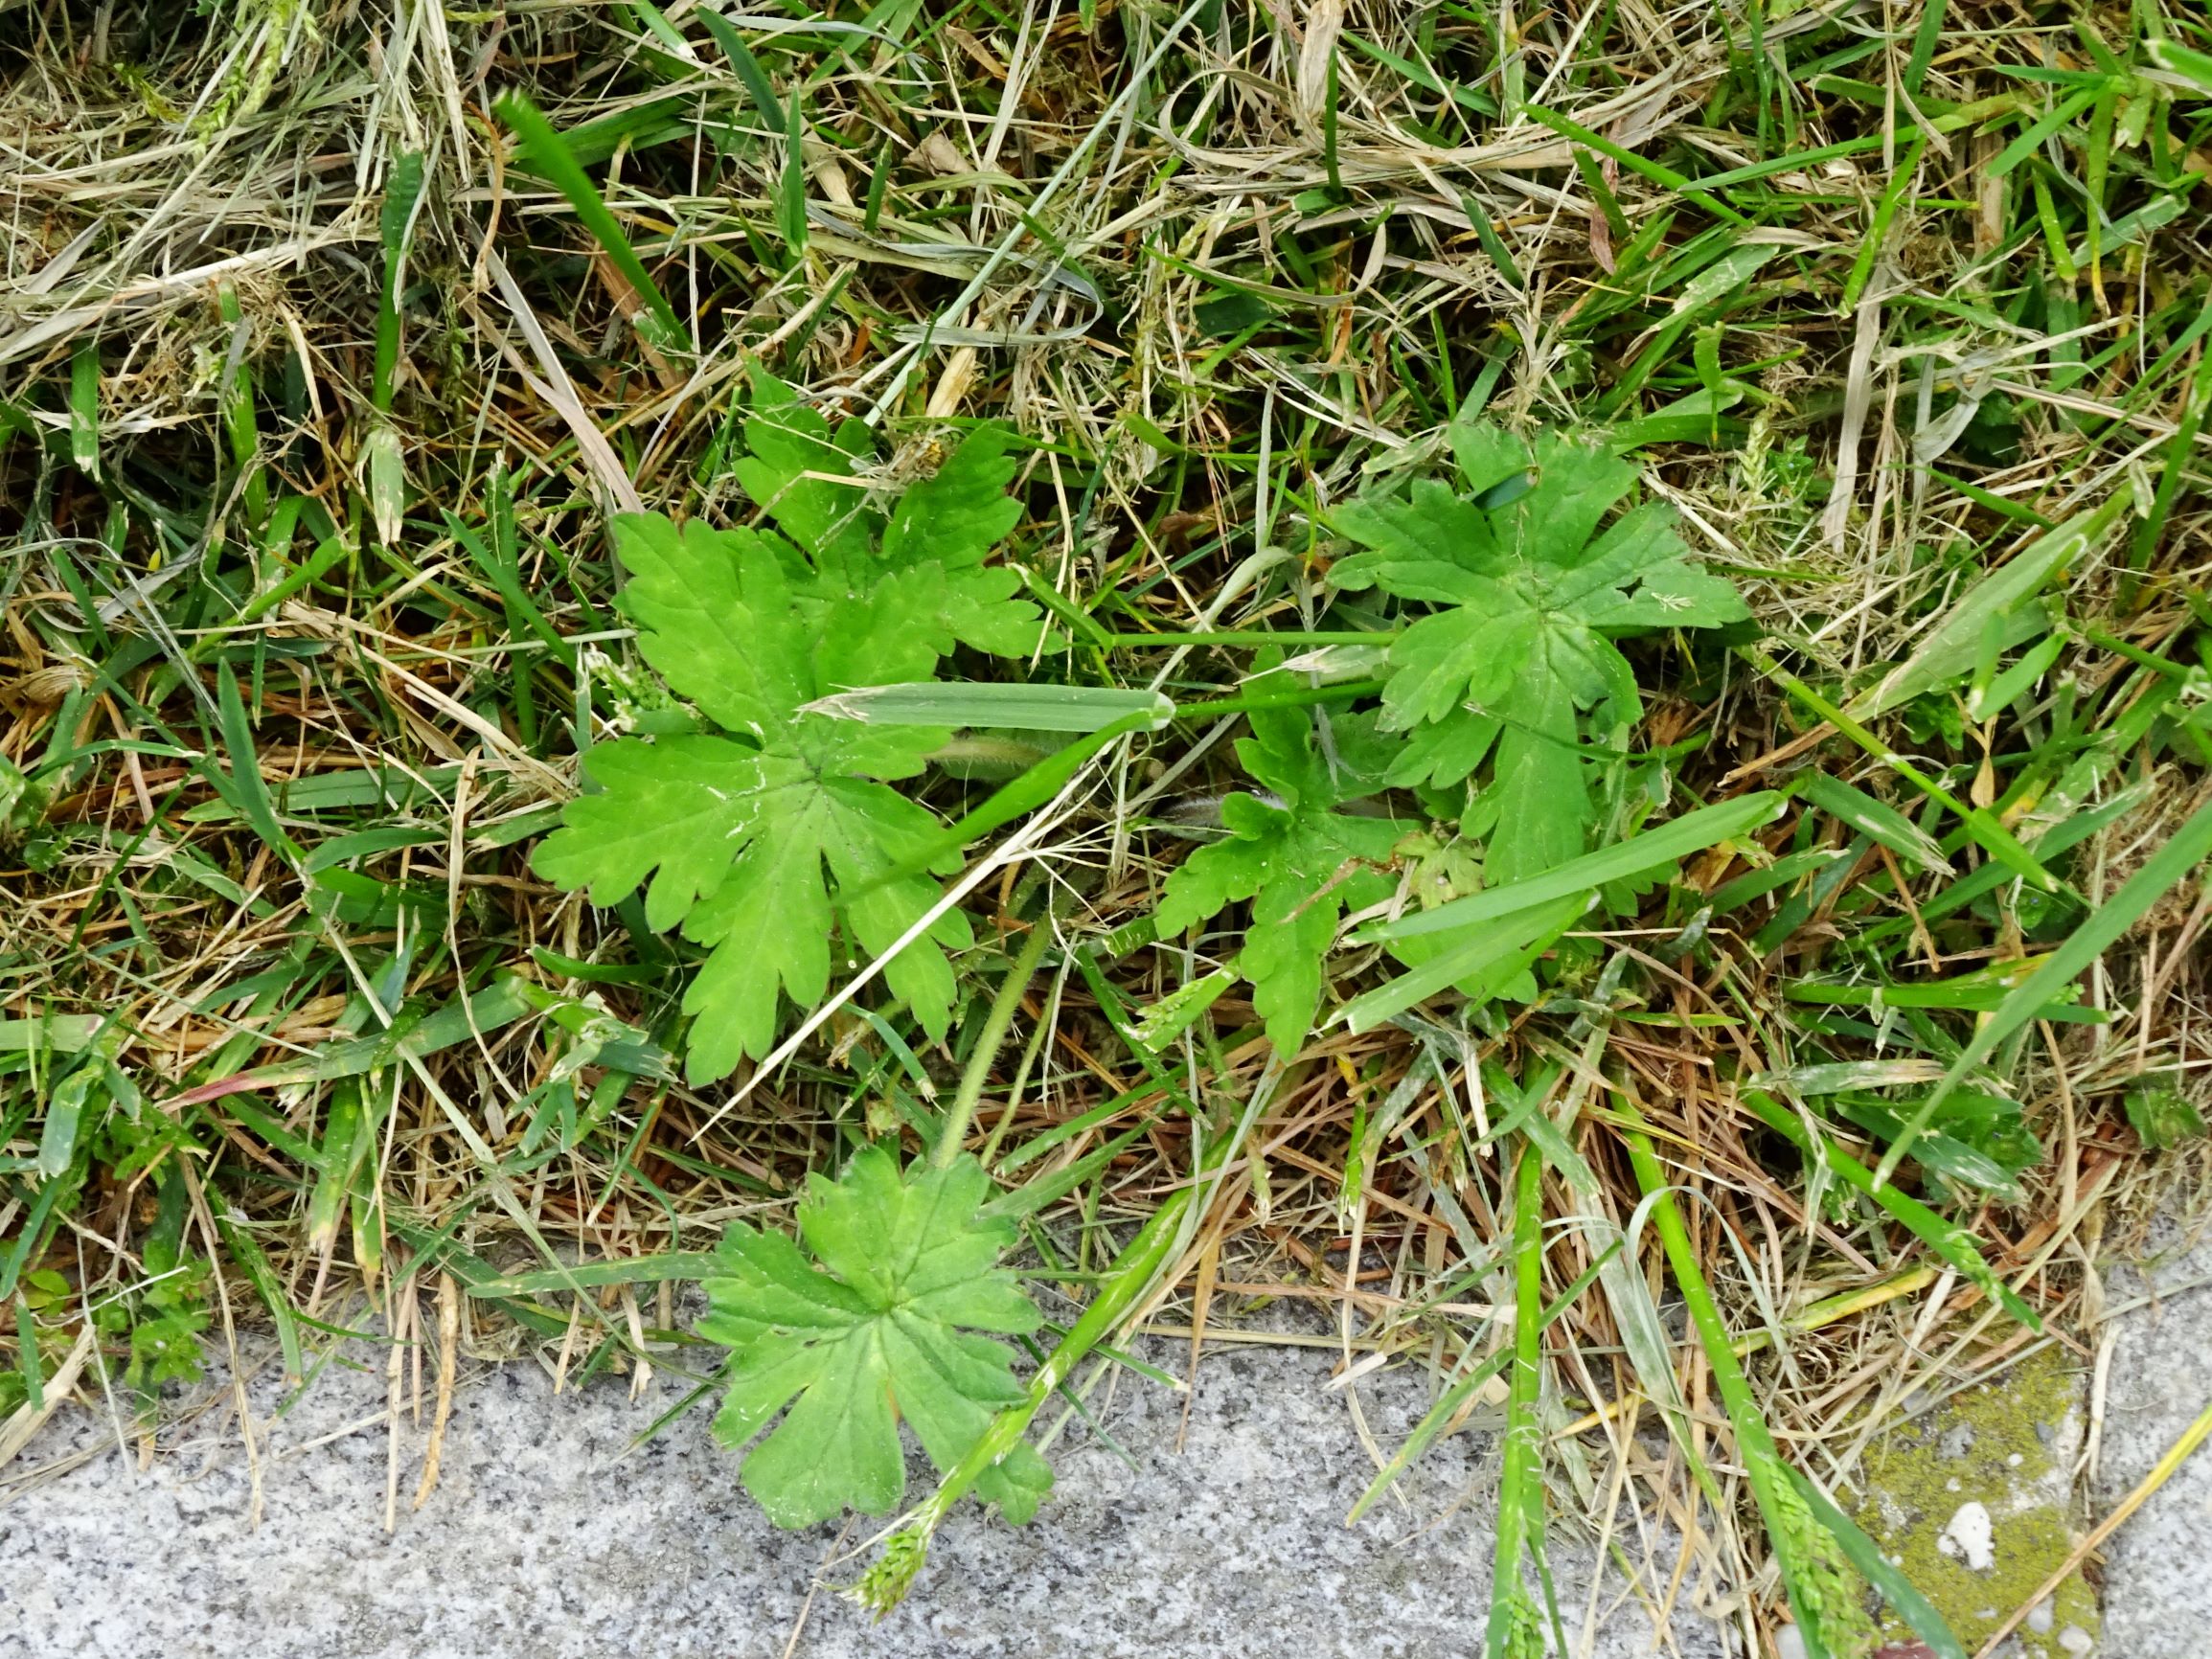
[1946,1476,1962,1491]
[2027,1601,2056,1634]
[1937,1500,1995,1571]
[2008,1453,2024,1466]
[1774,1624,1808,1659]
[2057,1625,2094,1655]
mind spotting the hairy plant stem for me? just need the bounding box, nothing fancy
[1094,629,1391,648]
[1487,1142,1560,1659]
[932,919,1055,1170]
[860,1063,1296,1612]
[1616,1093,1856,1659]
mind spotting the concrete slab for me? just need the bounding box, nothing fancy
[2094,1200,2212,1659]
[23,1184,2212,1659]
[0,1331,1725,1659]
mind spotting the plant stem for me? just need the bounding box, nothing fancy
[1616,1093,1838,1659]
[864,1067,1289,1613]
[493,92,687,356]
[933,920,1055,1170]
[1171,678,1386,720]
[862,710,1160,898]
[1487,1142,1556,1659]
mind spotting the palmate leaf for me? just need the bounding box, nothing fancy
[1334,424,1747,882]
[1487,648,1585,883]
[699,1146,1051,1529]
[533,512,972,1083]
[729,371,880,571]
[534,379,1047,1081]
[732,372,1039,655]
[1155,691,1407,1057]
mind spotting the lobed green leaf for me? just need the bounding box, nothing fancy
[700,1148,1050,1529]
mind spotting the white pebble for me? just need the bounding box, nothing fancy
[1936,1500,1995,1571]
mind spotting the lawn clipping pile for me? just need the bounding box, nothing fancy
[4,2,2212,1655]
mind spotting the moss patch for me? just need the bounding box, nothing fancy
[1851,1349,2099,1657]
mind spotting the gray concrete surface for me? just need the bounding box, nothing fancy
[14,1193,2211,1659]
[2093,1202,2212,1659]
[0,1328,1722,1659]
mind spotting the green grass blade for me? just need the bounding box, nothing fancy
[13,1295,43,1411]
[1487,1144,1560,1659]
[1522,102,1752,225]
[1785,1466,1970,1659]
[210,1208,306,1384]
[1618,1098,1869,1659]
[2147,36,2212,93]
[305,1085,364,1254]
[807,681,1174,732]
[0,1015,100,1056]
[1360,793,1787,943]
[171,976,541,1105]
[1739,1088,2040,1329]
[372,150,425,414]
[493,91,686,357]
[213,662,302,866]
[778,86,808,256]
[1747,646,2066,894]
[2122,341,2212,604]
[1875,794,2212,1186]
[1798,772,1953,874]
[68,337,99,478]
[1340,893,1588,1034]
[697,10,787,133]
[34,1066,95,1180]
[1845,495,2126,721]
